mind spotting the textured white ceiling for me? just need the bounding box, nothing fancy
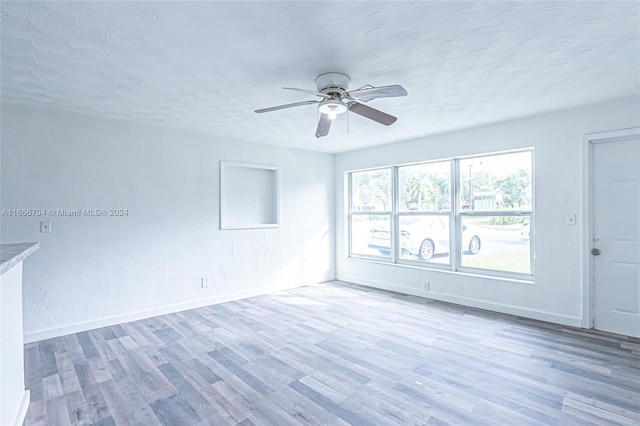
[1,1,638,153]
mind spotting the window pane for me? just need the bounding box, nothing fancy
[460,216,531,274]
[399,162,451,211]
[351,169,392,212]
[351,215,391,258]
[460,152,532,211]
[398,215,450,264]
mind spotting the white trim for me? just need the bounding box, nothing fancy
[12,390,30,426]
[337,274,583,327]
[26,290,267,343]
[23,275,335,344]
[345,256,534,285]
[580,127,640,330]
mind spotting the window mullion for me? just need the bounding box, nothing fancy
[347,172,353,257]
[452,159,460,271]
[391,166,399,263]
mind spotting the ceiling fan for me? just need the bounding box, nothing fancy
[255,72,407,138]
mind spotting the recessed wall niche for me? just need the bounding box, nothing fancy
[220,161,279,229]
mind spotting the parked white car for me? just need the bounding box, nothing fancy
[368,216,481,260]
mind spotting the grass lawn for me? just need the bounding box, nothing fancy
[463,248,531,274]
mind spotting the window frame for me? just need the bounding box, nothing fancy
[347,149,534,281]
[394,160,454,269]
[348,167,395,262]
[456,151,534,280]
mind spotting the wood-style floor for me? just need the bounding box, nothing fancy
[23,281,640,425]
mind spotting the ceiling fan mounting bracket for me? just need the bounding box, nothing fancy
[315,72,351,93]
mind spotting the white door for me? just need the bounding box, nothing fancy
[592,135,640,337]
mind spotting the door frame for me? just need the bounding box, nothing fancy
[580,127,640,329]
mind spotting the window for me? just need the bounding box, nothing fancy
[397,161,451,264]
[459,152,532,275]
[348,150,533,280]
[349,168,392,258]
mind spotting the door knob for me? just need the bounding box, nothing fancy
[591,248,601,255]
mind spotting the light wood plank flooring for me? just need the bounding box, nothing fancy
[23,281,640,425]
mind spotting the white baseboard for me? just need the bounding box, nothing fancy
[24,274,334,344]
[336,274,584,328]
[12,390,30,426]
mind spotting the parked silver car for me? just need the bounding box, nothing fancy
[368,216,481,260]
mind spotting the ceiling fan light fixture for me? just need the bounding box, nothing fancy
[318,100,348,120]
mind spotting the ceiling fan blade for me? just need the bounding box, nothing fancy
[348,102,397,126]
[283,87,331,99]
[346,85,407,102]
[255,100,318,113]
[315,113,332,138]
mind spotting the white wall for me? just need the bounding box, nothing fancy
[335,97,640,326]
[1,103,335,341]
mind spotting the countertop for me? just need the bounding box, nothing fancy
[0,242,39,276]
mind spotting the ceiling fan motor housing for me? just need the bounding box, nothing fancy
[315,72,351,95]
[315,72,351,117]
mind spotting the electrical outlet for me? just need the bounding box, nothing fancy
[40,221,51,233]
[423,281,430,290]
[201,277,209,288]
